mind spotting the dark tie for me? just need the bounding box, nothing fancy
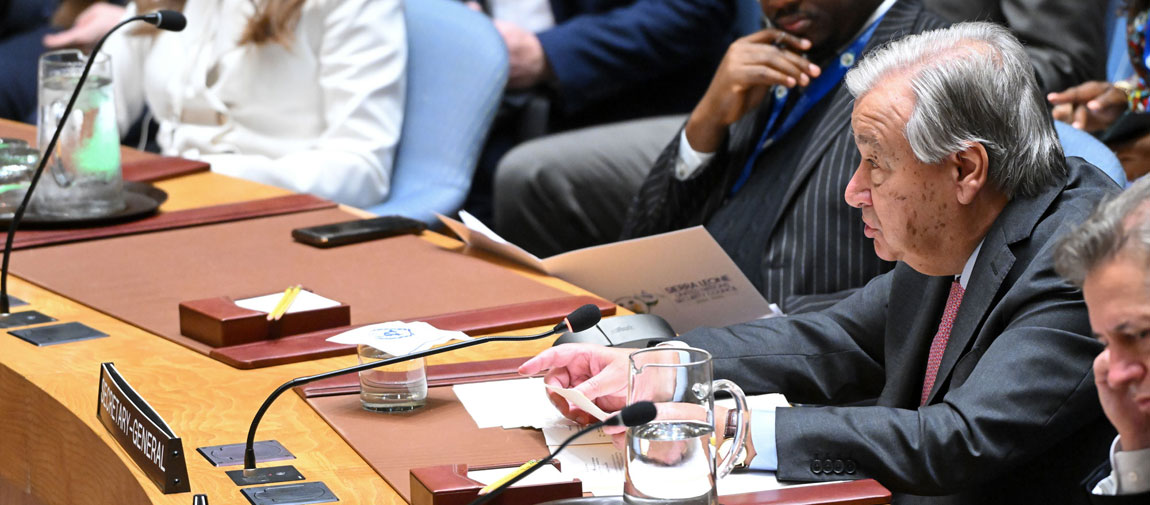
[921,281,965,406]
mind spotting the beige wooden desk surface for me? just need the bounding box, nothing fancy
[0,122,603,505]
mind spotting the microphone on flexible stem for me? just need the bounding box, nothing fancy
[241,304,603,475]
[467,401,658,505]
[0,10,187,314]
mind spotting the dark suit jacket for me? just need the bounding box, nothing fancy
[922,0,1107,94]
[535,0,738,127]
[621,0,946,313]
[679,158,1120,504]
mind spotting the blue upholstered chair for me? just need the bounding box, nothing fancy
[365,0,509,225]
[1055,120,1128,187]
[1107,0,1134,82]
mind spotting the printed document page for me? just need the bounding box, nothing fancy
[438,212,778,333]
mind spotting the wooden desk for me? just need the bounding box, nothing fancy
[0,119,603,505]
[0,119,887,505]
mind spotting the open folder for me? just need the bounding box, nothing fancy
[438,212,781,333]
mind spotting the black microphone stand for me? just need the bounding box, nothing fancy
[0,12,183,314]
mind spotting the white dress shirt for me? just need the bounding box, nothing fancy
[107,0,406,208]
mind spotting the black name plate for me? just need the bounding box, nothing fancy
[97,362,190,494]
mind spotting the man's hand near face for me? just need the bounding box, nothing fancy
[684,29,821,154]
[1095,348,1150,451]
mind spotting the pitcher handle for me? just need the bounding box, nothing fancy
[712,379,748,479]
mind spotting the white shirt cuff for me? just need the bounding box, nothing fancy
[674,130,716,181]
[1093,436,1150,495]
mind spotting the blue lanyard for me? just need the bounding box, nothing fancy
[729,15,885,196]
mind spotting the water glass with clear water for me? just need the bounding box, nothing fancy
[35,49,124,218]
[624,347,749,505]
[357,344,428,412]
[0,144,39,214]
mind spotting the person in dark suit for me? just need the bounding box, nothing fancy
[622,0,945,313]
[465,0,740,220]
[1055,177,1150,503]
[0,0,59,123]
[519,23,1119,504]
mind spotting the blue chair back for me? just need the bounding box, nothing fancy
[366,0,509,225]
[1055,120,1128,187]
[1107,0,1134,82]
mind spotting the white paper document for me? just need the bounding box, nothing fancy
[439,211,780,333]
[467,464,569,488]
[552,444,627,496]
[325,321,471,357]
[235,290,341,314]
[453,378,573,429]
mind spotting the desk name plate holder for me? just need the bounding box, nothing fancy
[97,362,190,494]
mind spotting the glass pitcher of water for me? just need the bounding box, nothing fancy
[624,346,749,505]
[35,49,125,219]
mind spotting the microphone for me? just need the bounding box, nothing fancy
[0,10,187,314]
[241,304,603,475]
[142,10,188,32]
[467,401,658,505]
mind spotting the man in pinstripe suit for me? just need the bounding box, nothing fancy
[621,0,947,314]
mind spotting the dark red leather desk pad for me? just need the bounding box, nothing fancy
[9,207,611,368]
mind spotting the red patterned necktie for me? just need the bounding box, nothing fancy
[921,281,965,406]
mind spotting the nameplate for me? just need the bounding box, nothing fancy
[96,362,190,494]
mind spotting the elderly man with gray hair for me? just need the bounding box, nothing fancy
[519,22,1120,504]
[1055,177,1150,504]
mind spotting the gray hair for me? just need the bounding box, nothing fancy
[844,22,1066,198]
[1054,176,1150,287]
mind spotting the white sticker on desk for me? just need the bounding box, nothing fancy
[326,321,471,357]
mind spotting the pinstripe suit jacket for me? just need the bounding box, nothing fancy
[620,0,947,314]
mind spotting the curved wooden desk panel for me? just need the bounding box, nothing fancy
[1,364,150,505]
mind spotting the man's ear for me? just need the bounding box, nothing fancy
[951,142,990,205]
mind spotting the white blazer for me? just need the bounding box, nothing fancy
[108,0,406,208]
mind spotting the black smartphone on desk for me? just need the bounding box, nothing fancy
[292,216,427,248]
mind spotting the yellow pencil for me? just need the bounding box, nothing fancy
[266,286,294,321]
[272,285,302,321]
[478,459,538,495]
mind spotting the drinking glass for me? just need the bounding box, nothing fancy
[0,145,39,213]
[357,344,428,412]
[35,49,124,218]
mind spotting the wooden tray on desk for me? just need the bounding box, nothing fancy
[10,208,615,369]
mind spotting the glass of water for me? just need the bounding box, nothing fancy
[35,49,124,219]
[0,145,39,214]
[357,344,428,412]
[624,347,748,505]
